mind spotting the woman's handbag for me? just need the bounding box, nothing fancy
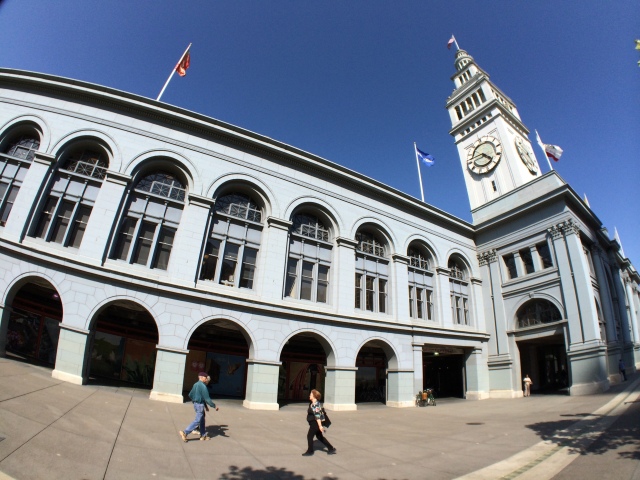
[321,408,331,428]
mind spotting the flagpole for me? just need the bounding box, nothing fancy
[414,142,425,202]
[535,130,553,171]
[453,35,460,51]
[157,43,191,102]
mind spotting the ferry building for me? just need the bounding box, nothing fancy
[0,48,637,410]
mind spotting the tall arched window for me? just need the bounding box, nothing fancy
[448,257,470,325]
[355,229,389,313]
[408,245,435,321]
[516,299,562,329]
[284,212,332,303]
[0,129,40,226]
[199,192,262,289]
[33,145,108,248]
[112,170,185,270]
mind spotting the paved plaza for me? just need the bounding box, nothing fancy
[0,358,638,480]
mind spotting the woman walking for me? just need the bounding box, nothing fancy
[302,389,336,456]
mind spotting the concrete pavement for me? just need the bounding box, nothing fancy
[0,357,638,480]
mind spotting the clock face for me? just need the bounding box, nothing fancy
[515,137,538,174]
[467,136,502,174]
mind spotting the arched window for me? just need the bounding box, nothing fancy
[448,257,470,325]
[516,299,562,329]
[284,213,332,303]
[199,191,262,289]
[112,170,185,270]
[32,144,108,248]
[408,245,434,321]
[355,229,389,313]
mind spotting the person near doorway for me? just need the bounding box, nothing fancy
[179,372,218,442]
[302,389,336,456]
[523,374,533,397]
[193,375,211,436]
[619,359,627,382]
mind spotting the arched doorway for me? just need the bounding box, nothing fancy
[185,319,250,398]
[4,279,62,366]
[278,333,328,403]
[88,302,158,388]
[355,341,389,404]
[515,299,568,394]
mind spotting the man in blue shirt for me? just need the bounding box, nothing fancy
[179,372,219,442]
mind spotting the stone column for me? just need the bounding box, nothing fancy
[591,246,617,343]
[465,346,490,400]
[623,275,639,345]
[470,277,485,331]
[335,237,358,315]
[513,251,524,278]
[391,253,410,322]
[166,193,213,285]
[258,217,292,301]
[52,324,90,385]
[3,152,55,242]
[0,304,8,356]
[412,343,424,395]
[149,347,189,403]
[530,245,542,272]
[323,367,357,411]
[386,369,414,407]
[78,170,131,263]
[243,359,280,410]
[611,267,633,345]
[435,267,452,327]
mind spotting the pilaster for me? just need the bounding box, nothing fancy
[323,366,357,411]
[243,359,280,410]
[51,324,90,385]
[335,237,358,315]
[391,253,410,322]
[150,346,189,403]
[386,369,415,407]
[435,267,453,327]
[258,217,292,301]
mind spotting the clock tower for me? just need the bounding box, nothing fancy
[446,49,541,212]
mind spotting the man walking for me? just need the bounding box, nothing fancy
[619,358,627,382]
[179,372,219,442]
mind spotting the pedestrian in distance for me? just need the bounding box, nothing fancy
[192,375,211,436]
[179,372,219,442]
[302,389,336,456]
[619,358,627,382]
[523,374,532,397]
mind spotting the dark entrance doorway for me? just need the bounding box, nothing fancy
[88,302,158,388]
[422,346,465,398]
[5,280,62,367]
[518,336,568,393]
[185,319,249,398]
[355,342,388,404]
[278,334,327,403]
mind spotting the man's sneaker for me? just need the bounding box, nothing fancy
[199,436,210,441]
[328,447,337,455]
[192,429,200,435]
[178,430,188,443]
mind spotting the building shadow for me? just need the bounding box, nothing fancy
[219,465,337,480]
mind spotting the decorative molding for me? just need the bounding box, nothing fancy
[560,219,581,236]
[435,266,450,275]
[477,249,497,266]
[548,224,563,239]
[105,170,132,186]
[391,253,410,265]
[33,151,56,166]
[266,216,292,231]
[336,236,359,249]
[187,192,215,209]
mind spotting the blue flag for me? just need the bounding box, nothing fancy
[416,146,435,166]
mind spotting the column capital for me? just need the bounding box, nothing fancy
[336,236,358,249]
[549,218,581,238]
[266,216,292,231]
[477,249,497,266]
[187,193,215,208]
[391,253,409,265]
[33,151,56,166]
[105,170,132,185]
[548,224,563,239]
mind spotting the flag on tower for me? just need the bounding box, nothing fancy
[415,146,435,166]
[535,130,563,170]
[175,47,191,77]
[447,35,456,50]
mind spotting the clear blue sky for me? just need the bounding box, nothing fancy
[1,1,638,264]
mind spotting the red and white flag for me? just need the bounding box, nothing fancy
[175,48,191,77]
[447,35,456,50]
[544,144,563,162]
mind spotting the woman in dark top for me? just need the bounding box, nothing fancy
[302,389,336,456]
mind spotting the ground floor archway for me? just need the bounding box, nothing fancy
[422,345,466,398]
[355,341,388,404]
[88,301,159,388]
[278,333,327,403]
[517,335,568,394]
[185,319,250,398]
[4,279,62,367]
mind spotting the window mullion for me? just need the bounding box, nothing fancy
[62,201,81,247]
[126,216,144,264]
[44,195,64,241]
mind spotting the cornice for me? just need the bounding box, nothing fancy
[266,216,292,230]
[33,151,55,166]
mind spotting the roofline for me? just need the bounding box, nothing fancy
[0,68,474,235]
